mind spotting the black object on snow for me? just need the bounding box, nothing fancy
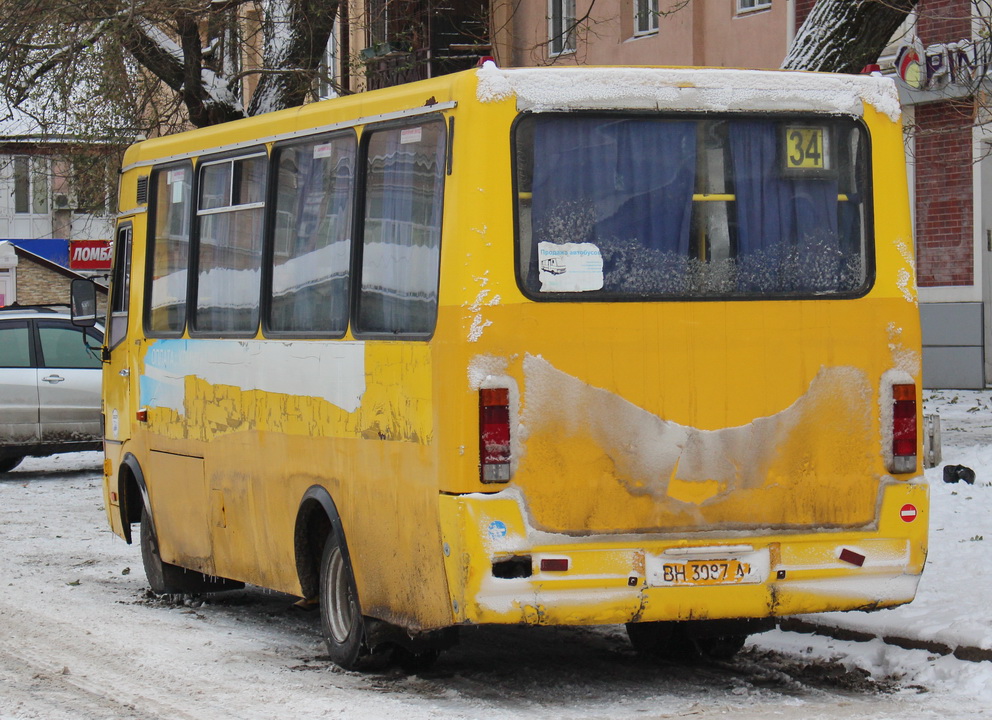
[943,464,976,485]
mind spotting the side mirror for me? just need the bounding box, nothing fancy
[70,278,98,328]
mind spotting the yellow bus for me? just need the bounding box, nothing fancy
[73,63,927,669]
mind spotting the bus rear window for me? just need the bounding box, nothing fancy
[514,114,871,299]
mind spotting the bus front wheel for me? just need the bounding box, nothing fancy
[140,504,195,595]
[0,456,23,473]
[319,531,369,670]
[140,505,244,595]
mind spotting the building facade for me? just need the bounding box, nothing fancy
[0,113,118,307]
[0,241,107,315]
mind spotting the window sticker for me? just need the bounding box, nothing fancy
[538,242,604,292]
[168,168,185,204]
[313,143,333,159]
[400,127,423,145]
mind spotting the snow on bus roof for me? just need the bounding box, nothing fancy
[475,63,902,121]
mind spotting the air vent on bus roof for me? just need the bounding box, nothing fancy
[136,175,149,205]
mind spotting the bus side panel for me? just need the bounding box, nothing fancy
[133,339,455,630]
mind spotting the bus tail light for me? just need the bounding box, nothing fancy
[891,383,917,474]
[480,388,511,483]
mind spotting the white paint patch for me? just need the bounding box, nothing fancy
[894,238,918,305]
[140,339,366,414]
[786,573,921,605]
[887,323,922,379]
[465,274,501,343]
[466,355,511,390]
[476,63,902,122]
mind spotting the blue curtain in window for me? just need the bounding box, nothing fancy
[729,122,841,292]
[532,117,696,255]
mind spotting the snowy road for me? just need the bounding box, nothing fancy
[2,452,991,719]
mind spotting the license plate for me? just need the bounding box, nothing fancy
[645,549,768,587]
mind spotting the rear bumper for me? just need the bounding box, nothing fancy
[438,479,928,626]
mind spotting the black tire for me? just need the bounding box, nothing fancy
[390,646,441,674]
[696,634,747,660]
[626,622,695,660]
[0,456,24,474]
[626,621,672,654]
[627,621,747,661]
[319,530,369,670]
[140,505,244,594]
[140,504,188,594]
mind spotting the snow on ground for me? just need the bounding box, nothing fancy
[3,390,992,718]
[756,388,992,706]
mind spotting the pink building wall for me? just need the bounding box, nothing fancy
[494,0,790,70]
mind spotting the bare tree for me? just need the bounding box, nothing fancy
[783,0,919,73]
[0,0,340,136]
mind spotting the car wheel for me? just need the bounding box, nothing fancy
[319,530,369,670]
[0,456,24,474]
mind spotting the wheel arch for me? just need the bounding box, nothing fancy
[117,452,148,545]
[295,485,347,601]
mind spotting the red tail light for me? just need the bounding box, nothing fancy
[891,383,917,474]
[480,388,511,483]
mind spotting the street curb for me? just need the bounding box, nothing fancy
[779,618,992,663]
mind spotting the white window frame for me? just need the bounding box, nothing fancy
[737,0,771,13]
[0,270,14,306]
[318,31,339,99]
[12,155,49,216]
[549,0,577,56]
[634,0,659,36]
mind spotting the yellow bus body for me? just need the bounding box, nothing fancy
[102,66,927,641]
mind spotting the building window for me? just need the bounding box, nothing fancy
[13,156,49,215]
[549,0,576,55]
[0,271,13,307]
[367,0,389,49]
[737,0,771,13]
[635,0,658,35]
[319,33,339,99]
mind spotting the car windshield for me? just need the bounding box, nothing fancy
[514,113,871,299]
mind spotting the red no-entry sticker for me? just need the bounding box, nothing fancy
[900,504,918,523]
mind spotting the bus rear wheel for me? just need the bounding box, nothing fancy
[319,531,369,670]
[626,621,748,661]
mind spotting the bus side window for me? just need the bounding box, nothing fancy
[107,224,132,349]
[355,120,446,337]
[267,133,357,336]
[193,152,268,335]
[146,163,193,335]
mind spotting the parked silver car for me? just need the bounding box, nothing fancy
[0,305,103,473]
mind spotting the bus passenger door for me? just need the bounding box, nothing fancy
[104,222,134,445]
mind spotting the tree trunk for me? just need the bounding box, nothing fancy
[783,0,918,73]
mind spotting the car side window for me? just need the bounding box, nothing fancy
[0,322,31,367]
[37,322,102,369]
